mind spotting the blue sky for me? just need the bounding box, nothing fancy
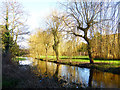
[21,0,60,32]
[17,0,61,48]
[0,0,65,48]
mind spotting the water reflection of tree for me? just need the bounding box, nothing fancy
[53,64,60,81]
[88,69,93,87]
[44,61,48,76]
[92,70,120,88]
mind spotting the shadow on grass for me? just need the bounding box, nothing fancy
[60,57,120,61]
[60,58,89,60]
[94,58,120,61]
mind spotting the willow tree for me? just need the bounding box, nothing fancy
[61,1,118,63]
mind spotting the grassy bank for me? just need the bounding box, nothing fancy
[11,57,27,64]
[36,56,120,75]
[14,57,26,61]
[38,55,120,63]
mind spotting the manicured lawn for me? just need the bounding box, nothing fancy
[72,59,120,64]
[38,55,120,64]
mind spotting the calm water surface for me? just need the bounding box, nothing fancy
[19,57,120,88]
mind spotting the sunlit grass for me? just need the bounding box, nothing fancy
[62,56,120,64]
[13,57,26,61]
[72,59,120,63]
[94,60,120,64]
[40,56,56,59]
[38,55,120,64]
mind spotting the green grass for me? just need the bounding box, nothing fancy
[72,59,120,63]
[38,55,120,64]
[13,57,26,61]
[39,56,88,59]
[40,56,56,59]
[64,56,120,64]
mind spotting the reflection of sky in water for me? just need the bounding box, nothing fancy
[19,60,31,65]
[19,57,33,65]
[19,58,120,88]
[59,64,90,86]
[78,68,89,86]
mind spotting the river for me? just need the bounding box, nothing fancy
[19,57,120,88]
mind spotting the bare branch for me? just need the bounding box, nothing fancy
[18,31,30,35]
[93,19,112,24]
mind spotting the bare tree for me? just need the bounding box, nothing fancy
[47,11,64,61]
[61,1,118,63]
[41,31,53,61]
[0,0,29,54]
[29,29,53,60]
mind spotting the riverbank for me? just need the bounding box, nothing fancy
[36,58,120,75]
[3,56,120,88]
[2,56,62,88]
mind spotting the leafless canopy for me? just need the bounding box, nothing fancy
[0,0,29,43]
[61,0,119,39]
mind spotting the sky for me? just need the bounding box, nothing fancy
[1,0,119,48]
[21,0,59,31]
[0,0,65,49]
[16,0,62,48]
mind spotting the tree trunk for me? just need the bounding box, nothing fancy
[45,48,48,61]
[53,64,60,81]
[84,30,94,64]
[88,69,93,87]
[45,61,48,76]
[53,44,59,61]
[87,41,94,64]
[55,48,59,61]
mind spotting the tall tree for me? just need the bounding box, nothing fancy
[29,30,53,59]
[0,0,29,55]
[39,31,53,61]
[47,11,64,61]
[61,1,118,63]
[3,3,10,54]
